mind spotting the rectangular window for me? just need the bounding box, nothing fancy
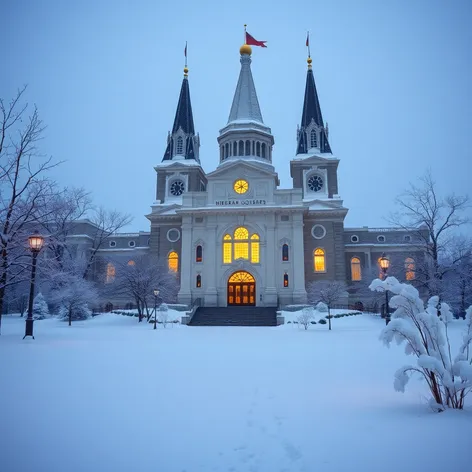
[250,242,259,263]
[223,243,232,263]
[234,242,249,260]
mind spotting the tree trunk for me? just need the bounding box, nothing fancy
[69,307,72,326]
[328,306,332,330]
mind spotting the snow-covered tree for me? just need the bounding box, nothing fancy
[307,281,347,330]
[370,276,472,411]
[106,256,178,322]
[390,170,470,298]
[297,307,314,330]
[0,86,58,332]
[47,263,98,326]
[157,303,170,328]
[32,292,50,320]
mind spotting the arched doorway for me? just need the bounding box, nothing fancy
[227,271,255,306]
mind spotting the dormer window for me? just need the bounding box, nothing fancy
[176,136,184,155]
[310,129,318,148]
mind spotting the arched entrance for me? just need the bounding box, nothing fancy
[227,271,255,306]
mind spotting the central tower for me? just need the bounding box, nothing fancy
[217,44,274,166]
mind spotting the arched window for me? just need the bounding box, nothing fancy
[196,274,201,288]
[405,257,415,280]
[282,244,289,261]
[314,248,326,272]
[245,140,251,156]
[256,141,261,157]
[261,142,266,158]
[196,245,203,262]
[283,273,289,287]
[351,257,361,281]
[310,129,317,148]
[106,263,115,283]
[250,234,260,263]
[222,227,260,264]
[168,251,178,273]
[239,140,244,155]
[176,136,184,154]
[127,260,135,266]
[225,143,229,159]
[233,142,237,156]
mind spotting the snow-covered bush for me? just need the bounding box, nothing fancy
[297,307,314,330]
[316,302,328,313]
[33,293,50,320]
[158,303,169,327]
[370,276,472,411]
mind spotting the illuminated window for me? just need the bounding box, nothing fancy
[314,248,325,272]
[351,257,361,281]
[196,274,201,288]
[168,251,178,273]
[127,260,135,266]
[223,234,232,263]
[283,273,289,287]
[405,257,415,280]
[310,129,317,148]
[176,136,183,154]
[229,271,255,283]
[106,263,115,283]
[222,227,260,264]
[196,245,202,262]
[250,234,259,263]
[282,244,289,261]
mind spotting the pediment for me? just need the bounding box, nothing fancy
[207,159,278,181]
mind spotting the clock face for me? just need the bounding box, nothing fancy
[234,179,249,194]
[308,175,323,192]
[170,180,185,196]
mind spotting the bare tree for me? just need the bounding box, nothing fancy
[105,256,178,322]
[297,306,314,330]
[82,207,132,279]
[0,86,59,332]
[307,281,347,330]
[389,170,470,298]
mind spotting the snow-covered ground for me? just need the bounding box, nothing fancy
[0,312,470,472]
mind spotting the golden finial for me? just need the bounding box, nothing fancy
[240,44,252,55]
[184,66,189,77]
[307,57,312,69]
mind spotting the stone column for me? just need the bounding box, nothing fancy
[292,211,307,304]
[177,216,192,305]
[264,214,278,306]
[204,222,218,306]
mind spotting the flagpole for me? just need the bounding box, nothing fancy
[307,31,311,58]
[244,24,247,44]
[185,41,187,67]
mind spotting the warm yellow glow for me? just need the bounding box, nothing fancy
[314,248,325,272]
[405,257,415,280]
[351,257,361,281]
[128,260,135,266]
[229,271,255,283]
[234,179,249,194]
[168,251,178,272]
[250,234,259,263]
[223,242,232,263]
[28,233,44,251]
[234,242,249,260]
[234,227,249,239]
[106,263,115,283]
[379,255,390,270]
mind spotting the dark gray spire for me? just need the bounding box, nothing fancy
[296,60,332,155]
[163,70,200,162]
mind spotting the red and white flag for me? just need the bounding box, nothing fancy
[245,31,267,48]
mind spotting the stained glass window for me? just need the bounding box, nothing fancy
[222,228,260,264]
[196,274,201,287]
[168,251,178,272]
[223,234,232,264]
[351,257,361,281]
[283,273,289,287]
[250,234,259,263]
[229,271,255,283]
[282,244,289,261]
[196,245,202,262]
[314,248,325,272]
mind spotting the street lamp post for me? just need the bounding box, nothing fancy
[153,289,160,330]
[23,232,45,339]
[379,253,390,325]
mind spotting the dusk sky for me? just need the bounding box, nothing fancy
[2,0,471,232]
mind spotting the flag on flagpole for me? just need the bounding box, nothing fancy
[245,31,267,48]
[306,32,309,47]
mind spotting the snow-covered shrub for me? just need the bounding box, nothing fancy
[158,303,169,327]
[318,319,327,325]
[298,307,314,330]
[370,276,472,411]
[33,293,50,320]
[316,302,328,313]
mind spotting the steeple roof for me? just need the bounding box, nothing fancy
[227,54,264,124]
[296,60,332,155]
[172,75,195,134]
[163,70,200,162]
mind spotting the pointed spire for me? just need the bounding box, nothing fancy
[227,48,264,124]
[296,56,332,155]
[162,60,200,162]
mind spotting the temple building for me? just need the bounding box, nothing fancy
[85,41,423,310]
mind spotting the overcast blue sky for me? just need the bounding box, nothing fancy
[2,0,471,231]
